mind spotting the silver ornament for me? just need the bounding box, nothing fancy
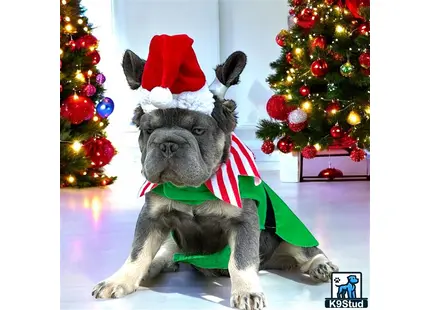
[288,15,296,29]
[288,108,307,124]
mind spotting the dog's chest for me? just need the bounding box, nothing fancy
[150,194,242,219]
[149,195,241,253]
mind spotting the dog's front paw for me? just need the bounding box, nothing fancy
[230,291,266,310]
[309,261,339,283]
[92,278,138,299]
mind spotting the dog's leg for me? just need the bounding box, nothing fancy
[229,199,266,310]
[145,235,180,280]
[92,205,169,299]
[351,288,356,299]
[264,242,338,282]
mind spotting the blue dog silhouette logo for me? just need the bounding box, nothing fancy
[325,272,368,308]
[334,275,359,299]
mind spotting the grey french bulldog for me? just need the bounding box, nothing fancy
[92,48,338,310]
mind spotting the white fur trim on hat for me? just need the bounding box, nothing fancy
[148,87,173,108]
[136,84,215,115]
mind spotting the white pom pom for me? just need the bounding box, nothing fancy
[288,108,308,124]
[149,87,173,108]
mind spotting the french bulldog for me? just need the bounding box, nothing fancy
[92,48,338,310]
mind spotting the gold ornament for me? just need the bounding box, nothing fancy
[301,100,312,112]
[364,105,370,114]
[347,111,361,125]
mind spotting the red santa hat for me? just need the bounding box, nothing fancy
[137,34,215,115]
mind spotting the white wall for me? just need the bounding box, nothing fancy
[219,0,289,129]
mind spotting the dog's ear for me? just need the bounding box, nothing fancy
[211,99,237,133]
[210,51,245,132]
[122,49,146,90]
[132,105,145,128]
[214,51,247,88]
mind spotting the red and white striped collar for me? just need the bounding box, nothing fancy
[138,133,261,208]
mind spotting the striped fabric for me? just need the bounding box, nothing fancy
[138,133,261,208]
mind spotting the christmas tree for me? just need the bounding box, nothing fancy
[60,0,117,188]
[256,0,370,162]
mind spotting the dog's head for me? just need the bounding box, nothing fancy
[347,275,359,284]
[122,49,247,187]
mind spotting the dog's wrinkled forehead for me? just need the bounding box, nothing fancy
[140,109,217,130]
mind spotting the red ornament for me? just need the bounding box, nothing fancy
[295,8,318,29]
[299,85,310,96]
[261,140,275,154]
[286,52,293,64]
[60,60,62,69]
[60,95,95,125]
[325,100,341,115]
[332,51,344,61]
[302,145,318,159]
[83,137,116,168]
[276,35,285,47]
[350,148,366,162]
[76,34,98,49]
[276,30,288,47]
[293,0,302,5]
[289,121,308,132]
[318,167,343,180]
[358,22,370,35]
[266,95,295,121]
[361,67,370,76]
[87,50,101,65]
[343,0,370,20]
[330,135,357,150]
[310,59,329,77]
[67,39,77,51]
[310,36,326,53]
[358,51,370,69]
[83,84,97,97]
[60,84,63,92]
[330,125,343,138]
[277,137,294,153]
[289,9,295,15]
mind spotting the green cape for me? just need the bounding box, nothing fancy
[151,176,318,269]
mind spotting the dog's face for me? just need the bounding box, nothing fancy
[347,275,359,284]
[122,49,247,187]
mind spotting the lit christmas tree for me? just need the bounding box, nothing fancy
[256,0,370,162]
[60,0,117,188]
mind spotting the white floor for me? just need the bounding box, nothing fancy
[60,168,369,310]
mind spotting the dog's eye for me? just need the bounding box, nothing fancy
[192,128,206,136]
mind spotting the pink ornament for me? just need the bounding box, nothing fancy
[83,84,96,97]
[96,73,106,85]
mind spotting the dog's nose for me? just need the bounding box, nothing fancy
[159,141,179,158]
